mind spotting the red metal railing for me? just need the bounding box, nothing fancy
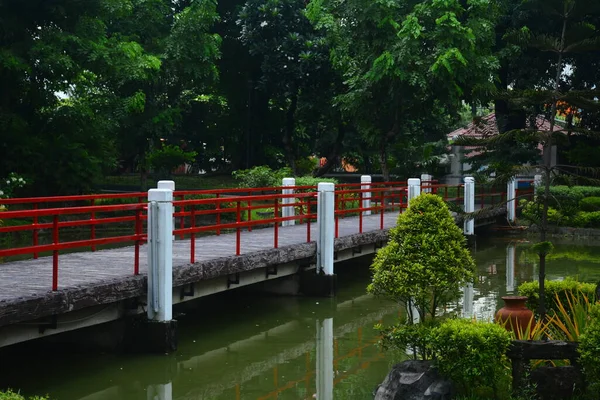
[0,203,147,290]
[0,179,511,292]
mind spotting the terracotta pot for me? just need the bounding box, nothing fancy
[496,296,534,333]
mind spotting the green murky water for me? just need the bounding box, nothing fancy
[1,236,599,400]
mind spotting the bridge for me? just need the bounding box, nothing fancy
[0,176,533,349]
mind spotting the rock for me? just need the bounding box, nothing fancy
[373,360,453,400]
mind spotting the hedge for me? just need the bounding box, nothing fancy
[518,278,597,316]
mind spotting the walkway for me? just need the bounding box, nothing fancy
[0,212,398,326]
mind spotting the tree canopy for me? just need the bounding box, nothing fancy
[1,0,600,195]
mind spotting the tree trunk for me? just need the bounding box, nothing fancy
[538,12,568,324]
[379,142,390,182]
[313,122,345,177]
[283,93,298,175]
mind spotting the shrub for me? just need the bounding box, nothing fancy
[580,197,600,212]
[542,186,600,211]
[572,211,600,228]
[294,176,337,188]
[518,279,597,317]
[0,390,49,400]
[578,303,600,397]
[146,145,197,176]
[429,318,512,396]
[519,199,564,225]
[232,166,292,188]
[368,194,475,321]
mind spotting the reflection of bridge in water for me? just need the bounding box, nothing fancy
[68,293,400,400]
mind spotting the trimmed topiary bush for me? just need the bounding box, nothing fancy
[368,193,476,321]
[429,318,512,396]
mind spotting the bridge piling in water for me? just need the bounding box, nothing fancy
[464,176,475,236]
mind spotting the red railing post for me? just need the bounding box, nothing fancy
[90,199,96,251]
[274,199,279,249]
[359,191,363,234]
[236,201,241,256]
[247,199,252,232]
[134,208,141,275]
[306,197,311,242]
[52,215,59,291]
[179,195,185,240]
[380,191,384,229]
[216,193,221,235]
[190,206,196,263]
[33,203,39,259]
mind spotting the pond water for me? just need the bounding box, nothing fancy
[1,235,599,400]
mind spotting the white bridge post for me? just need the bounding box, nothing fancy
[421,173,432,193]
[281,177,296,227]
[158,180,175,240]
[464,177,475,235]
[147,188,174,322]
[407,178,421,206]
[507,178,516,223]
[361,175,372,216]
[317,182,335,276]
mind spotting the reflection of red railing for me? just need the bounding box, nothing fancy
[254,326,381,400]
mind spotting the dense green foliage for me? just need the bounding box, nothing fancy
[518,279,597,317]
[0,390,48,400]
[429,319,512,396]
[578,303,600,398]
[379,318,512,398]
[368,194,475,321]
[521,186,600,228]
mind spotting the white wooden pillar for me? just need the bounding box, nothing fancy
[507,178,516,223]
[407,178,421,206]
[281,177,296,227]
[317,182,335,275]
[147,188,174,322]
[420,173,432,193]
[316,318,334,400]
[361,175,372,216]
[464,177,475,235]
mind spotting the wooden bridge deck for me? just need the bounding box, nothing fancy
[0,212,401,326]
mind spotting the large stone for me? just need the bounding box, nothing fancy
[374,360,453,400]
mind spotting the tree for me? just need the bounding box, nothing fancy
[368,194,476,322]
[457,0,600,322]
[308,0,500,180]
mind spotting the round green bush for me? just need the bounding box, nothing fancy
[580,197,600,212]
